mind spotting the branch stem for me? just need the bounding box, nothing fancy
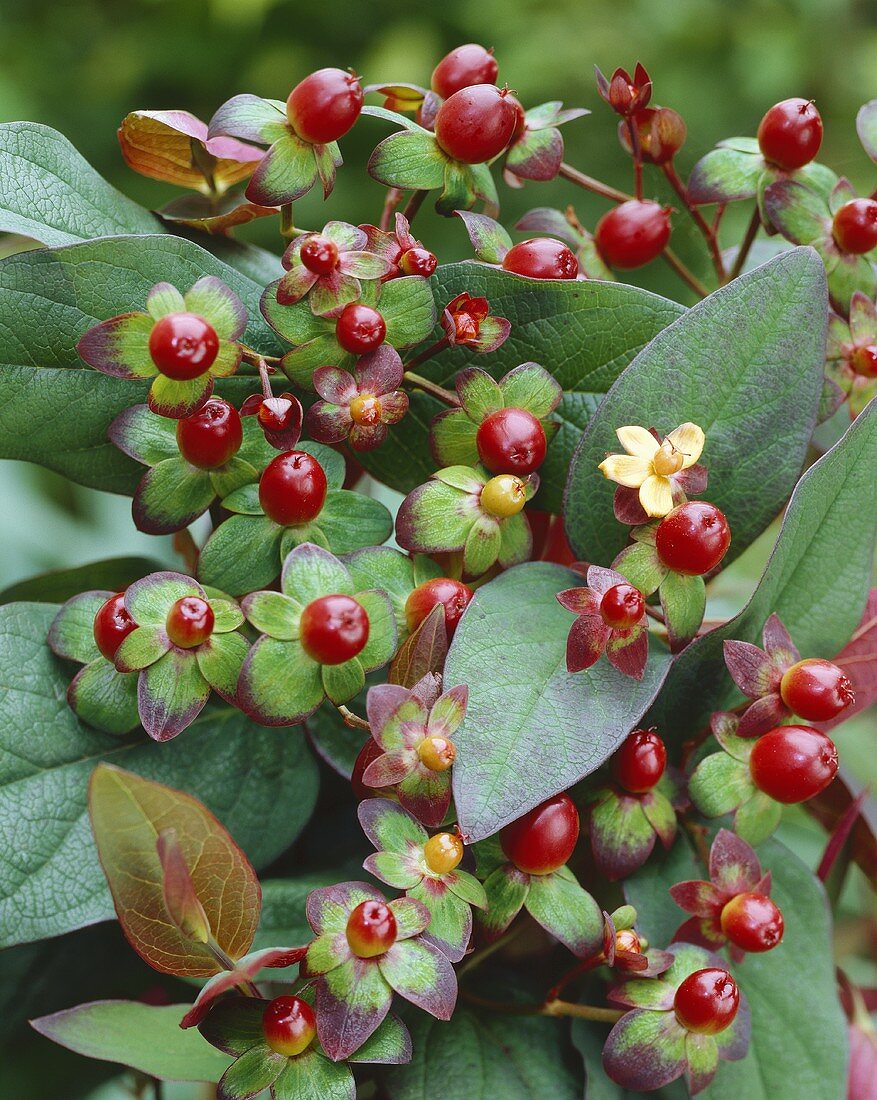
[662,162,726,283]
[728,207,761,281]
[403,369,459,406]
[336,704,370,731]
[558,162,633,204]
[460,990,623,1022]
[379,187,404,231]
[402,189,428,226]
[661,248,711,299]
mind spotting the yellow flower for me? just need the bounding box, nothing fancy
[598,422,705,517]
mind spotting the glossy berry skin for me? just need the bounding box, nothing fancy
[351,737,384,800]
[600,583,645,631]
[480,474,526,517]
[423,832,464,874]
[502,239,579,280]
[594,200,671,269]
[434,85,517,164]
[720,892,784,953]
[656,502,731,576]
[431,43,498,99]
[477,407,547,475]
[399,247,438,277]
[780,658,854,721]
[832,199,877,254]
[346,900,396,958]
[851,344,877,378]
[757,98,823,171]
[148,313,219,380]
[300,234,340,274]
[286,67,363,144]
[417,735,456,772]
[258,451,327,527]
[335,303,387,354]
[405,577,474,640]
[299,594,369,665]
[93,593,136,661]
[175,398,242,469]
[749,724,838,803]
[612,729,667,794]
[166,596,214,649]
[500,792,580,875]
[262,996,317,1057]
[506,94,527,142]
[673,968,739,1035]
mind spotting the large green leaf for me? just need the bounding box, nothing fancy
[650,400,877,741]
[565,248,827,565]
[0,557,162,603]
[625,838,848,1100]
[0,602,319,948]
[0,235,284,494]
[445,562,672,840]
[357,265,683,510]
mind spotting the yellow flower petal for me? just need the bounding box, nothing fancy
[598,454,653,488]
[665,422,705,468]
[638,474,675,517]
[616,425,660,460]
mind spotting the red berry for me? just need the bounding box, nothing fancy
[749,724,839,803]
[757,98,823,171]
[286,67,363,145]
[258,395,300,433]
[351,738,384,800]
[832,199,877,255]
[673,968,739,1034]
[850,344,877,378]
[166,596,214,649]
[399,247,438,277]
[258,451,327,526]
[300,234,340,274]
[720,892,784,953]
[600,583,645,631]
[262,996,316,1057]
[346,899,396,958]
[93,592,136,661]
[434,85,517,164]
[299,594,369,665]
[779,658,854,722]
[655,502,731,576]
[594,200,671,269]
[500,793,580,875]
[405,577,474,639]
[175,398,242,469]
[502,239,579,280]
[148,313,219,380]
[431,43,498,99]
[612,729,666,793]
[506,94,527,141]
[476,407,547,475]
[335,303,386,355]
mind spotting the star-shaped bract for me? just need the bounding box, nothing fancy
[503,100,589,187]
[276,221,393,315]
[441,292,511,352]
[601,909,674,976]
[598,422,706,520]
[723,612,802,737]
[589,771,678,880]
[240,391,304,451]
[360,213,436,279]
[595,63,652,118]
[305,346,409,451]
[77,278,246,419]
[825,291,877,417]
[556,565,649,680]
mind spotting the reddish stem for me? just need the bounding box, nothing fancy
[662,161,726,283]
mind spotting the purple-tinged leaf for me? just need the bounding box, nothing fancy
[378,937,457,1019]
[602,1008,688,1092]
[524,864,602,957]
[137,648,211,741]
[478,864,529,941]
[316,955,393,1062]
[590,789,658,881]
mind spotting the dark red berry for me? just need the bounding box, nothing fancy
[346,899,396,958]
[600,584,645,631]
[399,247,438,277]
[673,968,739,1034]
[779,658,854,722]
[500,793,580,875]
[749,724,839,803]
[148,313,219,380]
[300,234,340,274]
[262,996,316,1057]
[655,501,731,576]
[757,98,823,171]
[335,303,387,355]
[612,729,666,793]
[405,577,474,639]
[850,344,877,378]
[351,737,384,800]
[594,200,671,269]
[166,596,214,649]
[286,67,363,145]
[832,199,877,255]
[506,94,527,141]
[93,592,136,661]
[431,43,498,99]
[502,239,579,280]
[258,451,327,526]
[476,407,547,475]
[720,892,784,953]
[175,398,242,469]
[434,84,517,164]
[299,594,369,665]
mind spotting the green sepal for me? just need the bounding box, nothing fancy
[478,864,530,941]
[196,631,249,701]
[689,750,756,818]
[218,1045,286,1100]
[198,515,284,596]
[408,878,472,962]
[209,457,260,501]
[47,590,107,664]
[316,490,394,555]
[272,1051,354,1100]
[354,589,398,672]
[734,790,783,846]
[242,591,301,640]
[134,456,215,534]
[455,211,512,263]
[68,657,141,735]
[659,571,706,647]
[612,542,667,596]
[368,129,447,190]
[138,647,211,741]
[237,636,323,726]
[322,657,366,705]
[524,864,603,958]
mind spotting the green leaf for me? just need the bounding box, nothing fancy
[524,865,602,957]
[316,490,394,555]
[368,130,447,189]
[0,556,161,604]
[0,602,318,948]
[565,249,828,567]
[650,400,877,741]
[659,572,706,647]
[687,146,764,204]
[198,515,284,596]
[273,1051,354,1100]
[688,752,755,818]
[445,563,671,840]
[30,1001,232,1082]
